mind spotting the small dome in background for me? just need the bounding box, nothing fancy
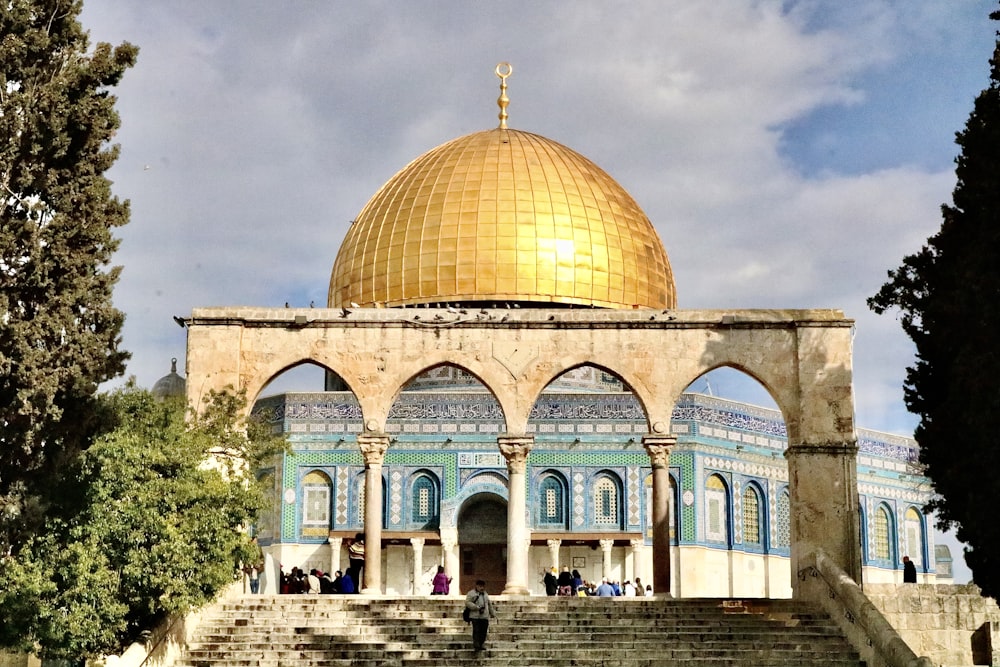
[152,357,186,400]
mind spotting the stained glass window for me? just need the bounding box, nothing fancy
[594,476,619,525]
[539,474,566,526]
[412,475,437,523]
[705,475,728,544]
[742,486,761,545]
[875,506,891,561]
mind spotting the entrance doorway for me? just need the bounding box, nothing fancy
[457,493,507,594]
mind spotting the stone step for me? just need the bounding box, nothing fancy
[176,597,862,667]
[176,659,862,667]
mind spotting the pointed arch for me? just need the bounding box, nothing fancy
[409,470,440,529]
[592,470,623,529]
[741,482,765,548]
[705,474,730,547]
[903,506,926,570]
[873,503,895,565]
[301,469,332,539]
[536,470,569,529]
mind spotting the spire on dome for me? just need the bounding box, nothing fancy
[496,62,512,129]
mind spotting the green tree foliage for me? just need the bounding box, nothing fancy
[869,9,1000,597]
[0,1,137,548]
[0,384,278,659]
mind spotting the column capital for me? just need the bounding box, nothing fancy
[546,538,562,549]
[498,434,534,473]
[643,434,676,467]
[440,527,458,551]
[410,537,425,550]
[327,536,343,547]
[599,538,615,553]
[629,538,644,551]
[357,434,390,466]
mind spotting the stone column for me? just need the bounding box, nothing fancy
[643,435,675,596]
[629,539,643,584]
[358,433,389,595]
[328,536,343,577]
[440,528,459,597]
[787,440,862,592]
[410,537,425,595]
[599,538,614,580]
[546,539,561,571]
[499,434,533,595]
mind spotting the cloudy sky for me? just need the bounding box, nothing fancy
[78,1,996,582]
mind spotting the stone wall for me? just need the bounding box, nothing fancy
[866,583,1000,666]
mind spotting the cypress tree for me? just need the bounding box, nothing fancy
[869,8,1000,596]
[0,0,137,550]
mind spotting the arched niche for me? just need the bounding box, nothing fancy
[527,362,649,445]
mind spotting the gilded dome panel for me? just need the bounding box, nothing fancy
[329,128,676,309]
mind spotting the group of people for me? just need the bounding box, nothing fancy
[543,566,653,597]
[278,566,357,594]
[268,533,368,595]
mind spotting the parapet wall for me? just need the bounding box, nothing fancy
[866,583,1000,666]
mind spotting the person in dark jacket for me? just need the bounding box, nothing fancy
[543,568,558,596]
[903,555,917,583]
[556,566,574,596]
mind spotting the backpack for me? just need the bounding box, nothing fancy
[462,607,470,623]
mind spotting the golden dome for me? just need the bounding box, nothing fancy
[328,127,676,309]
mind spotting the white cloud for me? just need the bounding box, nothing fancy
[77,0,989,451]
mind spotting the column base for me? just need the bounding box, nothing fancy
[360,587,381,596]
[501,584,530,596]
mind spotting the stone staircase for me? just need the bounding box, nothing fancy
[176,596,863,667]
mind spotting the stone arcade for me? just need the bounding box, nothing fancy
[181,65,937,601]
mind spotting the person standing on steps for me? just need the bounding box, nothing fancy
[465,579,497,651]
[903,555,917,583]
[431,564,452,595]
[347,533,365,593]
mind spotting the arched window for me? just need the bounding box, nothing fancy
[411,474,439,527]
[874,505,892,561]
[538,473,567,527]
[705,474,729,545]
[302,470,332,538]
[594,475,620,526]
[742,485,762,546]
[775,489,790,548]
[904,507,924,568]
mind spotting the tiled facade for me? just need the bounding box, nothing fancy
[253,384,934,597]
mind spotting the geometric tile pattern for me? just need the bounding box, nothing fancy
[259,390,931,567]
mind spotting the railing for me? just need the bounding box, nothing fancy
[797,550,934,667]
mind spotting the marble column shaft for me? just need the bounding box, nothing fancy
[644,434,675,596]
[358,433,389,595]
[410,538,425,595]
[499,434,533,595]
